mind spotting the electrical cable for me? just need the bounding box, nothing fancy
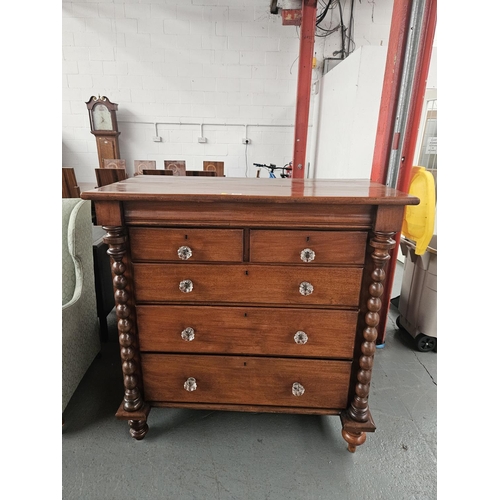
[315,24,341,37]
[347,0,355,56]
[316,0,333,25]
[314,1,340,39]
[337,0,346,59]
[314,0,355,59]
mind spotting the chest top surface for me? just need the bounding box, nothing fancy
[81,177,419,206]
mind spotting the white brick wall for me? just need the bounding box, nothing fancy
[62,0,393,182]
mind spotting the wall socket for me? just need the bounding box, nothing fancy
[198,137,207,143]
[153,136,162,142]
[242,138,251,144]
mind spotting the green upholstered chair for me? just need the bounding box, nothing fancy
[62,199,101,414]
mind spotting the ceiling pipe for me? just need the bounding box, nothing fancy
[292,0,318,178]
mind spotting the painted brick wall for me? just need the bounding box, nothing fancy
[62,0,393,182]
[63,0,306,181]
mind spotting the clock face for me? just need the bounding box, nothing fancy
[92,104,113,131]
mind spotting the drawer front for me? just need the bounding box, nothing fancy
[137,305,357,359]
[133,264,363,306]
[128,228,243,262]
[141,354,351,409]
[250,230,367,265]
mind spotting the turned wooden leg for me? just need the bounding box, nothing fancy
[342,429,367,453]
[116,402,151,440]
[340,411,375,453]
[129,419,149,440]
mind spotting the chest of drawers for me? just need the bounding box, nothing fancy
[82,177,418,452]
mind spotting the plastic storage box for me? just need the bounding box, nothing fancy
[396,235,437,352]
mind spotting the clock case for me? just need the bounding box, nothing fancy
[86,96,121,170]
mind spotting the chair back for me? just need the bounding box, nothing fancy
[95,168,127,187]
[186,170,217,177]
[203,161,224,177]
[164,160,186,176]
[142,169,174,176]
[62,168,81,198]
[103,159,126,169]
[134,160,156,175]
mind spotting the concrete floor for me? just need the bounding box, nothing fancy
[62,263,437,499]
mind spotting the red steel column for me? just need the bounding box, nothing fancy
[292,0,317,179]
[377,0,437,345]
[396,0,436,193]
[371,0,413,184]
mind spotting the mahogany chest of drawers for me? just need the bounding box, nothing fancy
[81,177,418,452]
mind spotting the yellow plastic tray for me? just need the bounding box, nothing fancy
[401,166,436,255]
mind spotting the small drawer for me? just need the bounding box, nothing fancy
[128,228,243,262]
[250,230,367,265]
[133,264,363,306]
[141,354,352,409]
[137,305,357,359]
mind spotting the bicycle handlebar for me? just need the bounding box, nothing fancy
[253,163,292,171]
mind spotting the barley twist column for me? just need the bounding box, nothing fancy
[104,226,149,439]
[342,230,395,452]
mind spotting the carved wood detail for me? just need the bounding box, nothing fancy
[103,159,126,169]
[134,160,156,175]
[103,225,148,438]
[346,230,396,423]
[203,161,224,176]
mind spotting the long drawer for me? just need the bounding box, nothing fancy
[250,230,367,265]
[136,305,358,359]
[128,227,243,262]
[133,264,363,306]
[141,354,352,409]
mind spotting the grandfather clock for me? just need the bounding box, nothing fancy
[85,96,121,169]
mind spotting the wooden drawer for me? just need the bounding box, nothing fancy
[133,264,363,306]
[137,305,357,359]
[141,354,352,409]
[250,230,367,265]
[128,228,243,262]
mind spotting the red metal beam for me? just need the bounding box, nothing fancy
[377,0,437,345]
[292,0,317,178]
[397,0,437,193]
[371,0,413,184]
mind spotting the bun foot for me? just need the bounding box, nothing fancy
[129,419,149,440]
[116,402,151,440]
[342,429,366,453]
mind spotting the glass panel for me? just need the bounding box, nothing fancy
[417,99,437,199]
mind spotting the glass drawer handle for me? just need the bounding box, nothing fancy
[300,248,316,263]
[294,331,308,344]
[179,279,193,293]
[299,281,314,296]
[292,382,305,397]
[178,245,192,260]
[184,377,197,392]
[181,327,195,341]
